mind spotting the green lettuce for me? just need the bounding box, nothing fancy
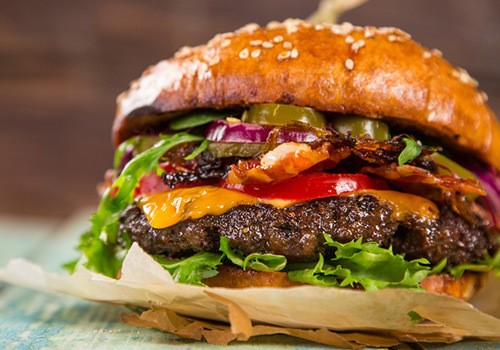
[219,236,287,272]
[450,249,500,278]
[169,110,230,131]
[153,253,223,286]
[288,235,431,291]
[66,133,204,277]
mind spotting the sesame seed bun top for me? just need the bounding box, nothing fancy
[114,19,500,171]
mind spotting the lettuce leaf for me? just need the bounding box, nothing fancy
[66,133,204,277]
[450,249,500,278]
[169,110,230,131]
[153,253,223,286]
[219,236,287,272]
[288,235,431,291]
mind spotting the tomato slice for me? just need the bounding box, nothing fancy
[221,172,388,200]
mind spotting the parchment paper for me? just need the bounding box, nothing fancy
[0,243,499,348]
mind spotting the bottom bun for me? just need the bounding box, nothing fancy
[203,265,486,300]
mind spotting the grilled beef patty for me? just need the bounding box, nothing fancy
[119,194,495,266]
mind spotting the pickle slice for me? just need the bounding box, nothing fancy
[208,142,264,158]
[242,104,326,128]
[332,115,390,141]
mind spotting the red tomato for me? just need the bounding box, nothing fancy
[221,173,388,200]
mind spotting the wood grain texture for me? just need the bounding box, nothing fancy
[0,0,499,217]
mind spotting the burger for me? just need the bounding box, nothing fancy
[68,19,500,301]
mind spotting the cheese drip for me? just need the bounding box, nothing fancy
[357,190,439,221]
[139,187,439,229]
[140,186,294,229]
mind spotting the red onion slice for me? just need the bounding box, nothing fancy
[205,119,319,143]
[467,162,500,227]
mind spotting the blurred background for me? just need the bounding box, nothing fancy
[1,0,499,218]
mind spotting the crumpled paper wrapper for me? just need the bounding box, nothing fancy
[1,243,499,348]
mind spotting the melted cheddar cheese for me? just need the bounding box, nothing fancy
[357,190,439,221]
[139,187,439,229]
[139,186,295,229]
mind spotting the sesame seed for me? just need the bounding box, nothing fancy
[239,48,249,59]
[454,67,478,87]
[277,51,291,61]
[283,41,293,49]
[345,35,355,44]
[283,18,302,27]
[267,21,281,29]
[251,49,261,58]
[340,22,354,32]
[238,23,260,34]
[480,91,489,102]
[208,55,220,66]
[314,24,325,31]
[175,46,194,58]
[221,39,231,48]
[395,28,411,39]
[345,58,354,71]
[377,27,397,35]
[423,51,432,59]
[431,48,443,57]
[351,39,365,53]
[250,39,263,46]
[427,111,436,122]
[273,35,284,43]
[262,41,274,49]
[290,48,299,58]
[387,34,405,43]
[130,80,140,89]
[364,27,375,38]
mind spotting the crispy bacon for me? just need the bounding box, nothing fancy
[361,163,486,196]
[225,134,434,186]
[226,142,350,184]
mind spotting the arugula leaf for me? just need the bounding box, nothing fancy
[450,249,500,278]
[153,252,223,286]
[288,235,431,291]
[169,110,230,131]
[429,258,447,275]
[184,139,209,160]
[113,138,137,171]
[219,236,287,272]
[398,137,422,166]
[69,133,204,277]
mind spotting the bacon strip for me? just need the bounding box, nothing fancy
[226,142,350,184]
[361,163,486,196]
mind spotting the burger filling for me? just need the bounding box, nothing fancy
[68,104,500,290]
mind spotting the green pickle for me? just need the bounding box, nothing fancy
[242,103,326,127]
[431,153,477,180]
[208,142,264,158]
[332,115,391,141]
